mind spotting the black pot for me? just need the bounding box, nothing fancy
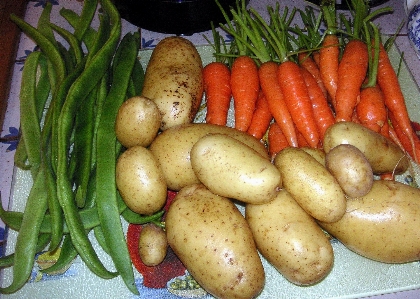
[112,0,244,35]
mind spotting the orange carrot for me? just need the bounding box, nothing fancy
[247,91,272,140]
[268,122,289,159]
[300,66,335,141]
[356,85,387,133]
[335,39,369,122]
[377,42,420,162]
[319,34,340,108]
[277,60,320,148]
[388,110,420,161]
[298,52,328,100]
[259,61,298,147]
[296,128,310,147]
[231,56,260,131]
[312,51,320,67]
[203,62,232,126]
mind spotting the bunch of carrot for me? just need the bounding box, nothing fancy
[203,0,420,168]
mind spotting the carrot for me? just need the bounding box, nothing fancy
[388,110,420,161]
[298,52,328,100]
[335,39,369,122]
[247,91,272,140]
[312,51,320,67]
[319,0,340,109]
[296,128,310,148]
[258,61,298,147]
[377,42,420,162]
[203,61,232,126]
[230,55,260,132]
[268,122,289,159]
[356,84,387,133]
[277,60,320,148]
[300,66,335,141]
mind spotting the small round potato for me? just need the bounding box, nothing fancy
[116,146,167,215]
[326,144,373,198]
[115,96,161,148]
[138,223,168,266]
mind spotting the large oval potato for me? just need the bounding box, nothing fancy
[318,180,420,263]
[142,36,203,130]
[246,189,334,285]
[149,123,269,191]
[274,147,346,223]
[323,121,409,174]
[116,146,167,215]
[191,134,281,204]
[166,184,265,299]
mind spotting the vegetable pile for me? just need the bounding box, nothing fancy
[2,0,420,298]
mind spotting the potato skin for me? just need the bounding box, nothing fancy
[138,223,168,266]
[246,189,333,285]
[166,184,265,299]
[326,144,373,198]
[142,36,203,131]
[115,96,161,148]
[191,134,281,204]
[116,146,167,215]
[323,122,409,174]
[149,123,269,191]
[318,180,420,263]
[274,147,346,223]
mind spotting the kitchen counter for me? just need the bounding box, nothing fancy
[0,1,419,298]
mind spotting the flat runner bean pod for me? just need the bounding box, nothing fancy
[0,166,49,294]
[18,51,43,177]
[55,0,122,280]
[59,8,98,52]
[95,29,140,295]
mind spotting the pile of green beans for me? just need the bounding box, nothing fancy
[0,0,162,295]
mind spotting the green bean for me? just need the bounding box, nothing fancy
[74,0,98,42]
[40,234,77,275]
[0,233,50,269]
[19,51,43,177]
[93,226,110,255]
[73,87,97,208]
[86,11,111,65]
[59,8,97,52]
[49,22,84,65]
[0,198,127,235]
[0,167,48,294]
[130,50,145,96]
[121,208,165,225]
[10,12,66,85]
[95,29,140,295]
[55,0,122,279]
[37,3,58,49]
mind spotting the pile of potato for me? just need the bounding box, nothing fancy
[114,37,420,299]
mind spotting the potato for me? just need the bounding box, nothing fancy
[149,123,269,191]
[166,184,265,299]
[246,189,334,285]
[323,121,409,174]
[115,96,161,148]
[318,180,420,263]
[326,144,373,198]
[274,147,346,223]
[191,133,281,204]
[142,36,203,131]
[138,223,168,266]
[116,146,167,215]
[301,147,326,166]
